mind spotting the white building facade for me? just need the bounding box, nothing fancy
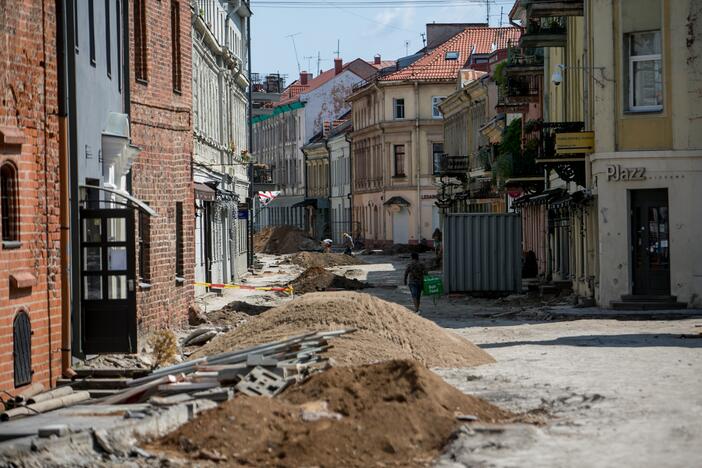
[328,121,353,243]
[191,0,251,292]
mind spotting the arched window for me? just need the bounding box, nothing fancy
[1,163,18,242]
[13,310,32,387]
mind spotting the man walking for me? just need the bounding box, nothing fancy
[404,252,427,313]
[342,232,354,256]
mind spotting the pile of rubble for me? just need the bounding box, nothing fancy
[291,266,370,294]
[288,251,365,269]
[254,225,318,254]
[194,292,495,367]
[151,359,512,466]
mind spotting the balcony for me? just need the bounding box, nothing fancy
[533,121,588,186]
[252,165,277,192]
[520,16,567,48]
[506,44,545,70]
[496,85,530,114]
[433,153,469,178]
[524,0,584,18]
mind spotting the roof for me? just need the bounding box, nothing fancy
[369,59,397,70]
[380,26,520,82]
[276,58,376,107]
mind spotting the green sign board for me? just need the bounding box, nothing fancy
[423,276,444,296]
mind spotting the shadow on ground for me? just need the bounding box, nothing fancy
[480,333,702,349]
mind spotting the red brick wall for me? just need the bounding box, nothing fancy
[0,0,63,393]
[129,0,194,331]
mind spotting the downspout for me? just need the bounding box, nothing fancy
[56,0,71,377]
[414,81,421,242]
[345,132,353,236]
[246,8,254,268]
[324,137,331,239]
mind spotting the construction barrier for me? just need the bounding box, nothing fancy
[194,282,294,295]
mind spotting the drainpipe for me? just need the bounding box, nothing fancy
[246,9,254,268]
[324,137,332,239]
[56,0,71,377]
[414,82,421,242]
[345,132,353,237]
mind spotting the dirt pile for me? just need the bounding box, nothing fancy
[289,251,365,269]
[254,225,318,254]
[152,360,511,467]
[194,292,494,367]
[290,267,369,294]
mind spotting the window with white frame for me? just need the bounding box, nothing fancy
[625,31,662,112]
[432,96,446,119]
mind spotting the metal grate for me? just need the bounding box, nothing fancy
[13,311,32,387]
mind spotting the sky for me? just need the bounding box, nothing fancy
[250,1,516,83]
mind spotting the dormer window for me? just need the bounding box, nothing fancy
[445,51,459,60]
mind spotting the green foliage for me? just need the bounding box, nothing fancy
[495,118,522,180]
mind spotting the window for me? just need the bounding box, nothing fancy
[432,143,444,162]
[445,51,459,60]
[171,1,182,93]
[13,311,32,387]
[1,163,18,243]
[393,145,406,177]
[105,0,111,77]
[432,96,446,119]
[134,0,147,82]
[393,98,405,119]
[138,207,151,284]
[175,202,184,280]
[88,0,95,65]
[625,31,662,112]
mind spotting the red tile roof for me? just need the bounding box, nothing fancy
[369,59,397,70]
[380,26,520,82]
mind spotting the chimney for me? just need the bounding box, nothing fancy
[334,58,343,75]
[374,54,381,65]
[300,71,309,86]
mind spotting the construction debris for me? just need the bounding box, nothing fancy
[194,292,495,367]
[254,225,318,254]
[0,390,91,421]
[290,266,370,294]
[150,360,512,467]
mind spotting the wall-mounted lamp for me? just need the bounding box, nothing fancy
[551,64,611,88]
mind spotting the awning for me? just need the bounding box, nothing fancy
[383,196,411,207]
[293,199,317,209]
[79,184,158,217]
[194,182,216,201]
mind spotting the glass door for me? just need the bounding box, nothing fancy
[80,208,137,353]
[631,189,670,296]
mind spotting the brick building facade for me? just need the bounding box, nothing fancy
[0,0,63,392]
[128,0,195,331]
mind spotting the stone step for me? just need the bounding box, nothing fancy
[57,377,131,390]
[610,301,687,311]
[620,295,678,303]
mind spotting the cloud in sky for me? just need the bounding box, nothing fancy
[367,7,416,36]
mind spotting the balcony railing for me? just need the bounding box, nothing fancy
[252,165,277,190]
[506,74,541,102]
[506,43,545,69]
[496,86,530,113]
[536,121,585,159]
[433,153,470,177]
[520,16,568,48]
[524,0,584,18]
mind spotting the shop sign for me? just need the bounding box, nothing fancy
[422,194,437,200]
[237,203,249,219]
[556,132,594,155]
[606,165,646,181]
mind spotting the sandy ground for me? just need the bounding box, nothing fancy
[196,252,702,468]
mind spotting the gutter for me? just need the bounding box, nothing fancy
[414,82,421,242]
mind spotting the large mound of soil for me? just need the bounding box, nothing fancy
[152,360,511,467]
[290,267,369,294]
[194,292,494,367]
[254,225,318,254]
[288,251,365,269]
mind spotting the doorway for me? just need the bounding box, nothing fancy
[630,189,670,296]
[392,208,409,244]
[80,208,137,353]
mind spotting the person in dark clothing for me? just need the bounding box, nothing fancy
[432,228,443,258]
[404,252,427,313]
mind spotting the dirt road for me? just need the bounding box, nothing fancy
[198,252,702,467]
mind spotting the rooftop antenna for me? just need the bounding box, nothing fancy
[303,55,316,74]
[405,40,410,56]
[420,32,426,48]
[499,6,504,27]
[286,32,302,74]
[485,0,491,26]
[334,39,340,59]
[317,51,322,75]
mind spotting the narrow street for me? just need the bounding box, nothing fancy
[194,251,702,468]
